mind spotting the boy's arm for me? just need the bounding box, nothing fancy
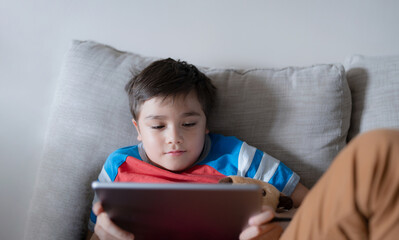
[87,202,135,240]
[290,182,309,208]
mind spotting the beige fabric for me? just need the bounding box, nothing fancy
[282,129,399,240]
[25,40,351,239]
[345,55,399,140]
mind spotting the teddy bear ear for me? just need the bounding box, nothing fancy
[218,177,233,183]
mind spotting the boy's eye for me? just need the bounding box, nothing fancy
[183,123,196,127]
[151,125,164,129]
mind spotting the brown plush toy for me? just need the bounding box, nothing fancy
[219,176,293,211]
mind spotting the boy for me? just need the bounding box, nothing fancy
[87,58,309,240]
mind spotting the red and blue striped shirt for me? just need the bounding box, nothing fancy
[88,133,299,230]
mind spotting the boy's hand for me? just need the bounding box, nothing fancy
[239,206,283,240]
[92,202,135,240]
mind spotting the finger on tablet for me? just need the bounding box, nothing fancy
[248,207,274,225]
[96,212,135,240]
[239,223,282,240]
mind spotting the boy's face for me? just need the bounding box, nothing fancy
[133,91,209,172]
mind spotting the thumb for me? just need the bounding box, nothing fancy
[92,202,104,216]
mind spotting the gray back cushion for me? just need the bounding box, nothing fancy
[344,55,399,140]
[25,40,351,240]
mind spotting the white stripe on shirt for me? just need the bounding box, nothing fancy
[237,142,257,177]
[282,172,300,196]
[98,166,112,183]
[254,153,280,182]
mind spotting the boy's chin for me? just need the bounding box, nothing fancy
[149,159,190,172]
[163,164,191,173]
[166,166,187,172]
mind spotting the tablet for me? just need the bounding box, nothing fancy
[92,182,262,240]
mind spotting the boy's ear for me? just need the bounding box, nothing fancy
[132,119,142,141]
[205,128,209,134]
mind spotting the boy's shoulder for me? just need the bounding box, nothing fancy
[208,133,243,146]
[103,145,142,180]
[111,145,141,156]
[204,133,248,159]
[107,145,141,161]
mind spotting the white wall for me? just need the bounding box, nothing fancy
[1,0,398,239]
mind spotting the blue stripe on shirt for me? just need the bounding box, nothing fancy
[268,162,293,192]
[245,149,263,178]
[90,210,97,224]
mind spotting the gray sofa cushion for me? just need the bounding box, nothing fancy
[24,41,155,240]
[344,55,399,141]
[25,40,351,240]
[205,66,350,188]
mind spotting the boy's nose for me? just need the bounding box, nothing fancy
[167,127,183,144]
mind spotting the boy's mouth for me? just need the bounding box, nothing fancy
[166,150,186,156]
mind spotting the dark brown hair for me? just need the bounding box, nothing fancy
[125,58,217,120]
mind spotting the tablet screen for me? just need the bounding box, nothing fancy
[92,182,262,240]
